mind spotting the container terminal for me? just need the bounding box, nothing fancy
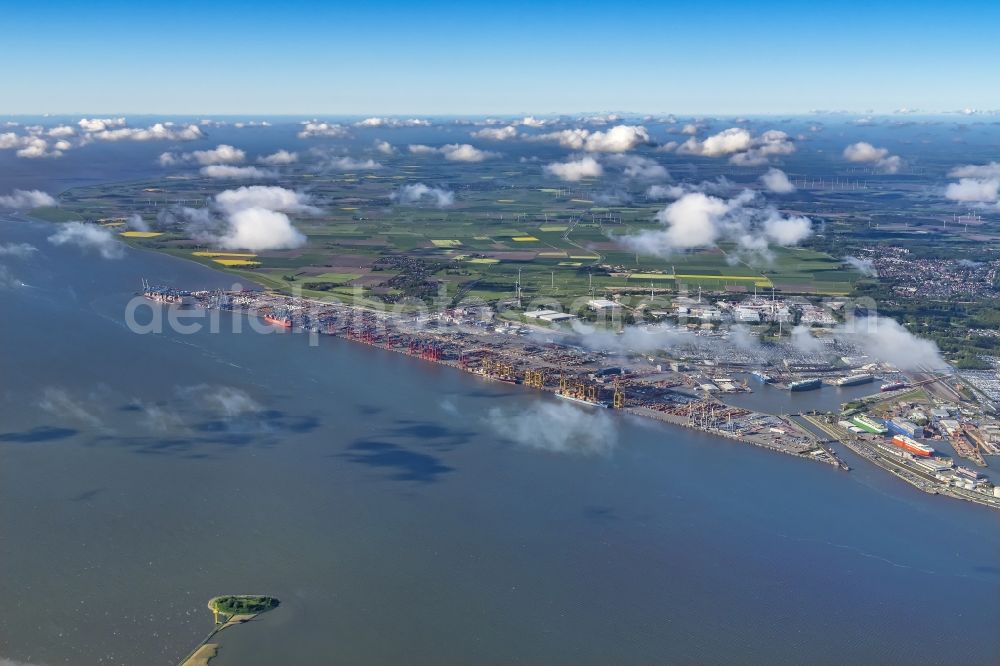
[139,285,1000,509]
[143,285,848,468]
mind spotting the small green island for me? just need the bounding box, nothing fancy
[209,595,280,619]
[179,596,281,666]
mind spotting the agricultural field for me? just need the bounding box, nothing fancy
[40,155,862,310]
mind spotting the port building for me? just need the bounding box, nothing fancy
[886,417,923,439]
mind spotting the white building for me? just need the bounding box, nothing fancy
[538,312,577,323]
[587,298,620,311]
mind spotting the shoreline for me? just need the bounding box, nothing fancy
[801,414,1000,511]
[160,287,847,470]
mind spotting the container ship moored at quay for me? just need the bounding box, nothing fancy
[890,435,935,458]
[834,373,874,387]
[788,378,822,392]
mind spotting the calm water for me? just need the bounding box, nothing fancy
[1,212,999,665]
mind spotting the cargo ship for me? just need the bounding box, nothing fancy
[890,434,934,458]
[555,393,608,408]
[750,370,774,383]
[850,414,888,434]
[788,378,822,391]
[141,279,193,306]
[477,371,519,385]
[880,381,908,392]
[834,373,874,387]
[264,313,292,328]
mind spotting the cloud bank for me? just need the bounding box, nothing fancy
[0,189,57,209]
[298,121,348,139]
[169,186,317,251]
[486,401,618,456]
[200,165,275,179]
[47,222,124,259]
[391,183,455,207]
[543,155,603,181]
[843,142,903,173]
[620,190,812,260]
[760,168,796,193]
[676,128,795,165]
[532,124,650,153]
[258,150,298,165]
[835,316,947,371]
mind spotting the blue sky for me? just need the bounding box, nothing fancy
[4,0,1000,115]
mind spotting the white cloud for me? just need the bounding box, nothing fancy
[944,163,1000,202]
[88,122,202,142]
[635,191,736,250]
[609,154,669,180]
[190,144,245,165]
[578,113,622,125]
[948,162,1000,179]
[486,401,618,456]
[471,125,519,140]
[760,167,796,193]
[391,183,454,207]
[329,156,382,170]
[15,137,62,159]
[842,256,877,277]
[214,186,318,214]
[172,186,317,252]
[646,184,686,200]
[257,149,298,165]
[676,128,796,166]
[620,190,812,258]
[842,142,903,173]
[0,242,38,258]
[571,321,691,354]
[0,189,57,209]
[126,213,150,232]
[353,117,430,128]
[216,208,306,251]
[200,165,274,179]
[297,121,348,139]
[38,387,105,427]
[406,143,497,161]
[834,316,947,371]
[47,222,124,259]
[78,117,126,132]
[47,125,76,138]
[0,265,23,289]
[516,116,549,127]
[441,143,497,162]
[761,212,812,245]
[533,124,650,152]
[945,177,1000,202]
[543,155,603,181]
[842,141,887,162]
[678,127,752,156]
[0,132,20,149]
[790,325,824,355]
[373,139,396,155]
[729,130,796,165]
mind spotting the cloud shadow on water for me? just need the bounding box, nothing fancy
[390,419,475,452]
[341,439,453,483]
[0,425,78,442]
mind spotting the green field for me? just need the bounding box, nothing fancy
[41,161,861,308]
